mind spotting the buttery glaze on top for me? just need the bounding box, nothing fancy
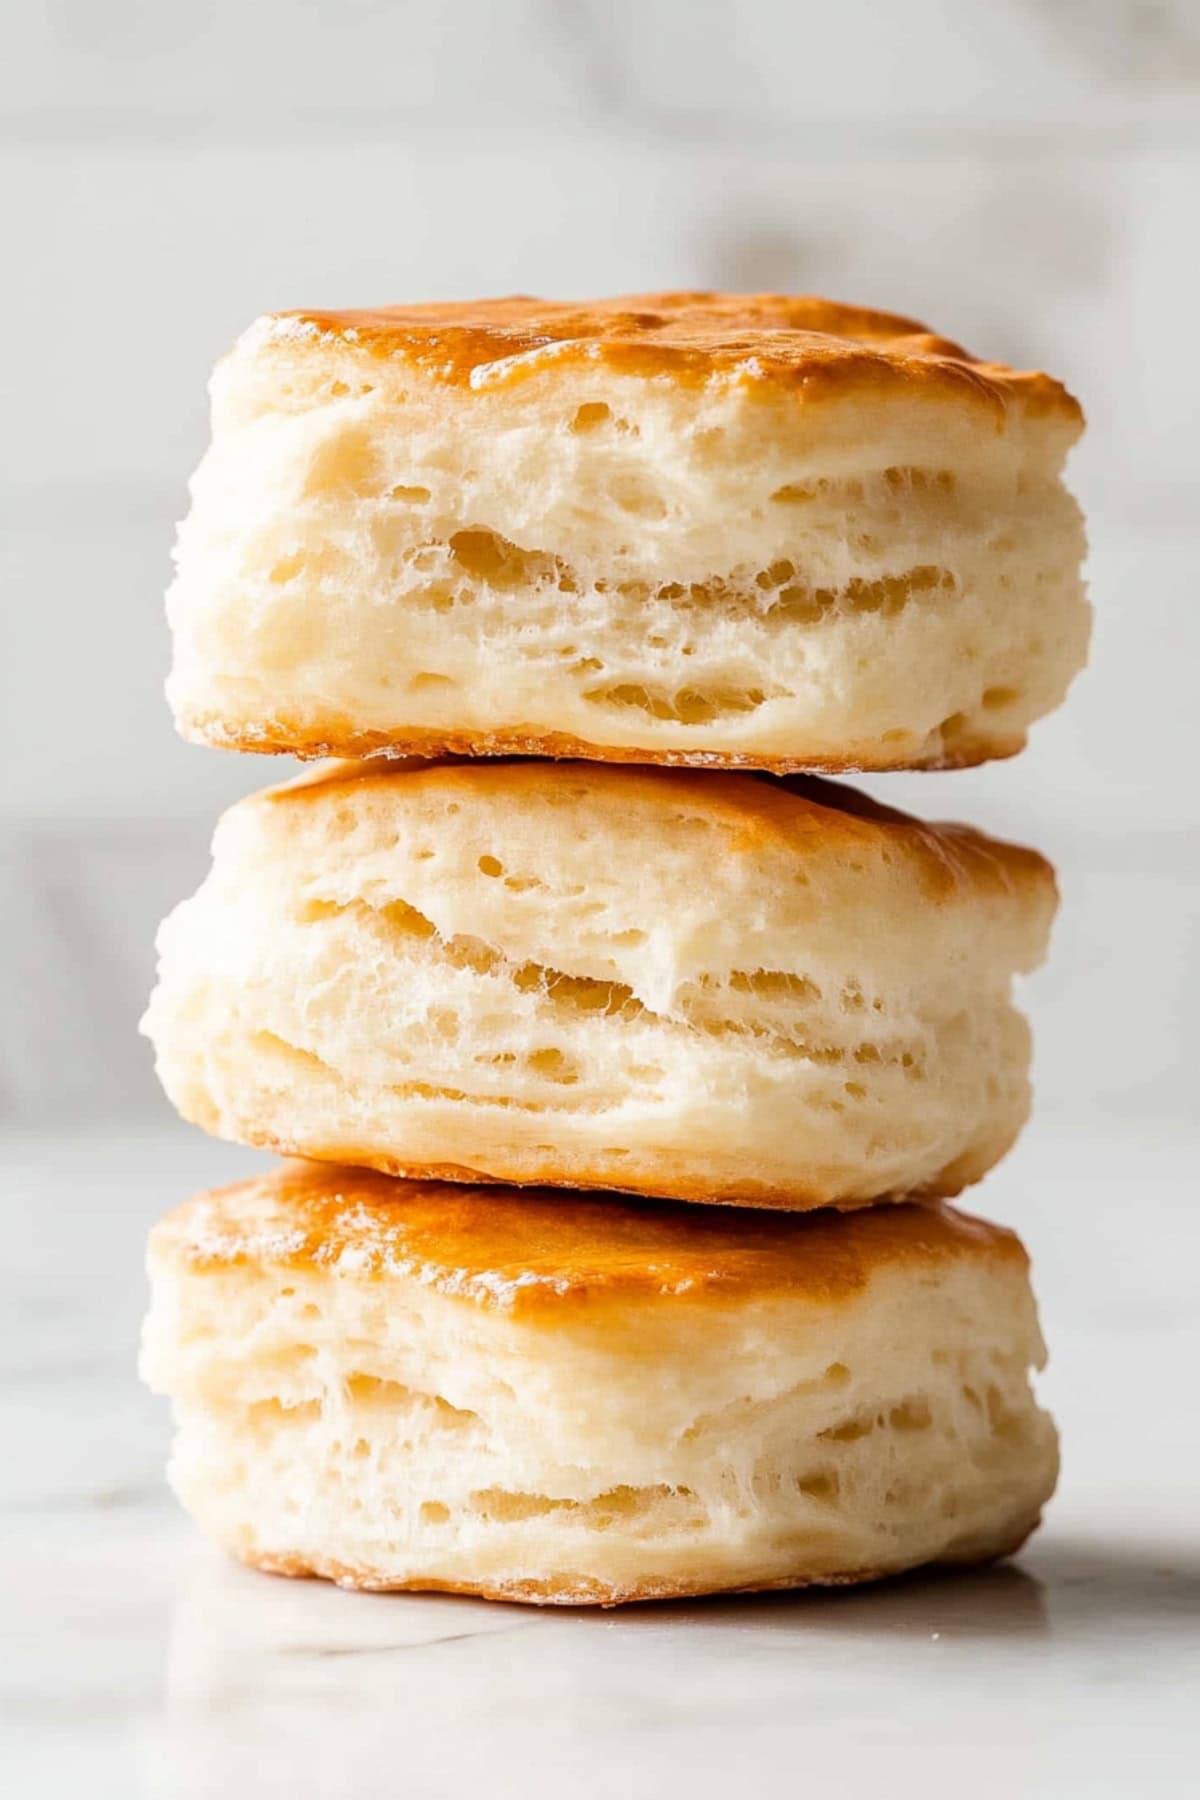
[258,756,1057,909]
[153,1162,1028,1316]
[253,291,1081,419]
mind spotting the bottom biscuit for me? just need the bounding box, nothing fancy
[140,1162,1058,1606]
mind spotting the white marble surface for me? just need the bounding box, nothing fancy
[3,1123,1198,1797]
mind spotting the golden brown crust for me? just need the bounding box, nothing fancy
[152,1162,1028,1318]
[247,753,1055,909]
[240,1511,1043,1606]
[254,292,1080,423]
[233,1126,992,1212]
[181,708,1027,777]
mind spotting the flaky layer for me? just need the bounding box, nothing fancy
[141,1172,1058,1605]
[143,761,1056,1208]
[166,292,1088,771]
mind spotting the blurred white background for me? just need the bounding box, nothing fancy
[3,0,1198,1133]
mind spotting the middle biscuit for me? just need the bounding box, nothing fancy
[144,760,1056,1209]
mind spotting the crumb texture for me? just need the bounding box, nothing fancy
[166,292,1088,770]
[141,1174,1058,1604]
[142,761,1056,1207]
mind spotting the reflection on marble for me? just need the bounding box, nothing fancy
[5,1517,1197,1800]
[140,1537,1198,1800]
[3,1128,1200,1798]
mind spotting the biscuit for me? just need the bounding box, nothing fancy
[140,1163,1058,1605]
[165,291,1088,773]
[143,759,1056,1208]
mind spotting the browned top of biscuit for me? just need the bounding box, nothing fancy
[151,1162,1027,1317]
[256,756,1056,910]
[250,291,1080,422]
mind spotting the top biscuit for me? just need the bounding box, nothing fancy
[167,292,1089,772]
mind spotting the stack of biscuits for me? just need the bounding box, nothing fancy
[140,294,1088,1605]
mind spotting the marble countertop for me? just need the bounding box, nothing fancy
[4,1124,1198,1798]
